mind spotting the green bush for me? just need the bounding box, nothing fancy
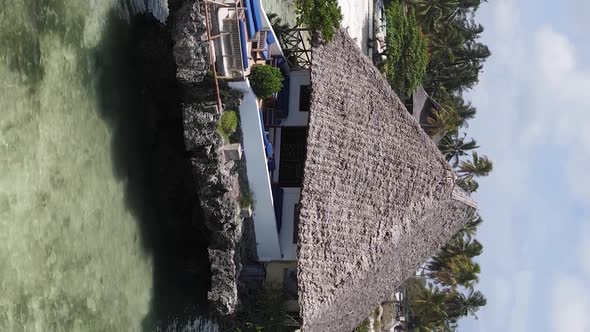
[295,0,343,41]
[249,64,284,100]
[240,189,254,208]
[216,110,238,142]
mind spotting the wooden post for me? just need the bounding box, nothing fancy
[203,1,223,113]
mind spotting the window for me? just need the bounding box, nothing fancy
[278,127,307,187]
[299,85,311,112]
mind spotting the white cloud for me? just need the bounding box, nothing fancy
[458,2,590,331]
[465,270,533,332]
[551,275,590,332]
[534,27,590,115]
[493,0,517,39]
[469,0,531,240]
[508,271,533,332]
[535,27,576,77]
[528,27,590,204]
[464,274,510,332]
[461,3,539,329]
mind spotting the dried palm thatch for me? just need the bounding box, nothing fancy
[297,30,477,332]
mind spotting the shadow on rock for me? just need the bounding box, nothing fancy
[90,9,211,331]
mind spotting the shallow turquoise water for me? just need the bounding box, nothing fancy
[0,1,204,331]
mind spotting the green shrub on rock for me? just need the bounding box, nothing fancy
[216,110,238,142]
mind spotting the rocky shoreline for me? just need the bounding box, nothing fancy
[170,0,253,318]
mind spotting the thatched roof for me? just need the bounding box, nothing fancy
[297,30,477,332]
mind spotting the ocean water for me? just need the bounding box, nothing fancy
[261,0,297,26]
[0,1,210,331]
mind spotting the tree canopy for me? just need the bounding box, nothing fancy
[410,0,492,193]
[294,0,343,41]
[378,3,492,329]
[249,64,284,100]
[383,2,429,97]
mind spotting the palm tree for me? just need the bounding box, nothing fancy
[449,256,480,289]
[407,279,450,331]
[445,93,477,127]
[428,27,465,64]
[452,42,491,66]
[457,152,493,179]
[426,62,481,95]
[456,177,479,193]
[444,62,482,92]
[441,236,483,259]
[438,132,479,166]
[443,0,487,27]
[425,107,461,139]
[464,240,483,259]
[456,214,483,239]
[456,0,487,16]
[445,289,487,319]
[426,255,480,289]
[455,21,485,41]
[413,0,459,34]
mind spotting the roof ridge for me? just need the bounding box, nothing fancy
[452,186,478,209]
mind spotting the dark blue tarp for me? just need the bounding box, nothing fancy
[260,31,275,59]
[259,110,273,157]
[249,0,263,31]
[276,74,290,118]
[242,0,256,39]
[266,30,276,45]
[238,21,249,70]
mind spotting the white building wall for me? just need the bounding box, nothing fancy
[281,70,311,126]
[229,80,281,261]
[338,0,373,57]
[279,187,301,260]
[271,70,311,184]
[271,70,311,260]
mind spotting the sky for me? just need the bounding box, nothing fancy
[459,0,590,331]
